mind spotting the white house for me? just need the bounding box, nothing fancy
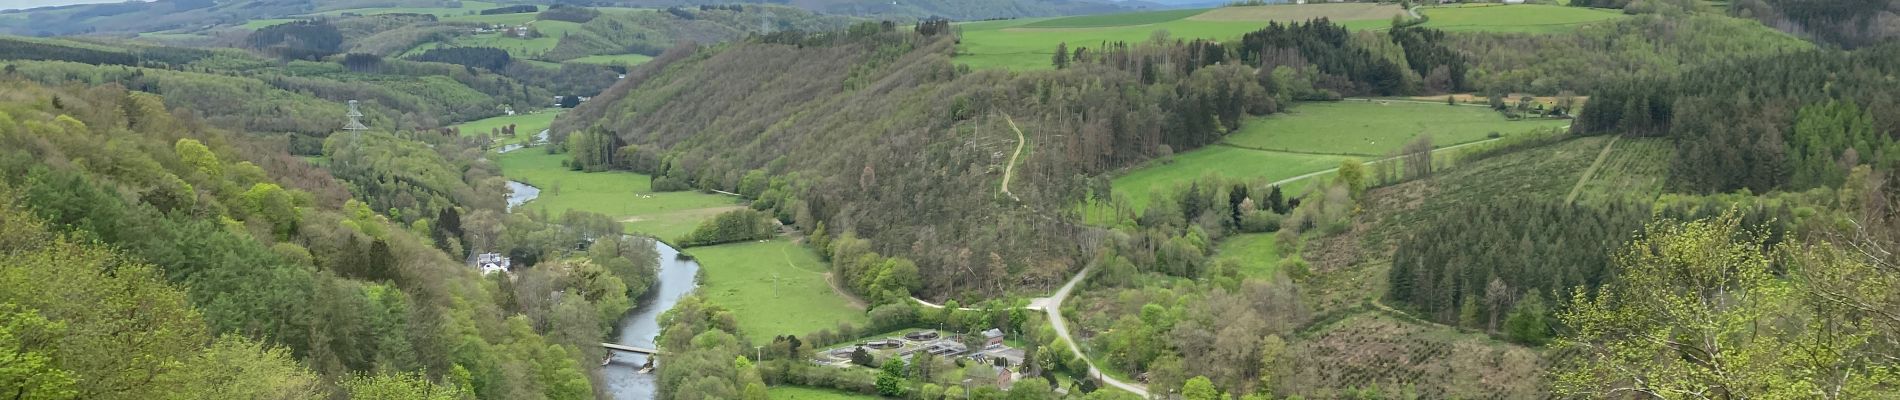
[476,253,511,275]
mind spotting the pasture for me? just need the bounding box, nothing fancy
[494,149,741,241]
[955,3,1404,70]
[237,18,298,30]
[1214,233,1283,278]
[767,386,881,400]
[1414,4,1624,33]
[567,53,654,67]
[307,1,501,17]
[450,109,563,146]
[1224,101,1570,156]
[1111,145,1344,212]
[690,239,868,343]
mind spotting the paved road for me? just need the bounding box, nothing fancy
[1043,267,1152,398]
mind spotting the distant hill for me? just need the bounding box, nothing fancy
[574,0,1158,20]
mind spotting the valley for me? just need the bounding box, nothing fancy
[1,0,1898,399]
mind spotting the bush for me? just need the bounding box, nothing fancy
[1238,210,1282,233]
[479,4,537,15]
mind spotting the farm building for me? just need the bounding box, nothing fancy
[982,328,1005,349]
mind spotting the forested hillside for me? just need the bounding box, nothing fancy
[554,17,1469,301]
[542,4,861,60]
[0,78,672,398]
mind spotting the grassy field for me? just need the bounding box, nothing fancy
[566,53,654,67]
[494,149,740,241]
[238,18,298,29]
[690,239,867,343]
[956,3,1403,70]
[1188,3,1406,22]
[308,0,500,17]
[403,20,581,59]
[440,11,538,25]
[1225,101,1570,156]
[767,386,881,400]
[1415,4,1624,33]
[1214,233,1282,278]
[1113,145,1344,212]
[1020,8,1206,28]
[450,109,562,146]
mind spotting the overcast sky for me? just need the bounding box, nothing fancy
[1,0,150,12]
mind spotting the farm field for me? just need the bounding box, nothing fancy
[402,20,581,60]
[495,149,740,241]
[451,109,563,146]
[1020,8,1206,28]
[956,3,1405,70]
[567,53,654,67]
[1214,233,1282,278]
[440,11,538,25]
[690,239,868,343]
[237,18,297,30]
[1111,145,1344,212]
[1414,4,1625,33]
[307,0,500,17]
[1225,101,1570,156]
[767,386,880,400]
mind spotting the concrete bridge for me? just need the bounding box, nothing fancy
[601,343,661,355]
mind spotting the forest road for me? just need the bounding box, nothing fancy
[1044,266,1152,398]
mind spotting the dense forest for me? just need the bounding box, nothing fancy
[1574,44,1900,193]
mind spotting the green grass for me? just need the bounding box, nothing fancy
[402,20,581,60]
[308,1,500,17]
[956,4,1403,70]
[690,240,867,343]
[1113,145,1344,212]
[494,149,740,241]
[450,109,562,146]
[1020,8,1207,28]
[440,12,538,25]
[767,386,881,400]
[1570,137,1672,204]
[1214,233,1282,278]
[237,18,298,30]
[566,53,654,67]
[1415,4,1625,33]
[1224,101,1570,156]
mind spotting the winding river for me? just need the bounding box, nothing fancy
[504,167,700,399]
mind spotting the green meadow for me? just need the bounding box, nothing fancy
[767,386,881,400]
[495,149,740,241]
[690,239,868,343]
[1020,8,1207,28]
[1225,101,1570,156]
[238,18,298,30]
[956,3,1405,70]
[1112,145,1344,212]
[307,1,501,17]
[1214,233,1283,278]
[451,109,563,146]
[567,53,654,67]
[1415,4,1625,33]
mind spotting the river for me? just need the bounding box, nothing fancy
[598,243,700,399]
[504,164,698,399]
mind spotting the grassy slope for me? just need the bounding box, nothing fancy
[494,149,739,241]
[1569,137,1671,204]
[767,386,881,399]
[1113,145,1344,211]
[689,239,868,344]
[1225,101,1570,156]
[307,1,501,17]
[1020,8,1206,28]
[566,53,654,67]
[956,4,1403,70]
[1215,233,1282,278]
[1416,4,1625,33]
[451,109,563,146]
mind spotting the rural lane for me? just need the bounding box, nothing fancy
[1043,267,1152,398]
